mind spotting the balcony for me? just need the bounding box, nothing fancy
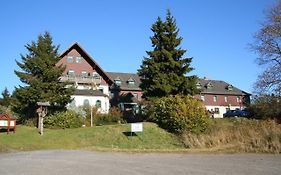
[60,75,102,84]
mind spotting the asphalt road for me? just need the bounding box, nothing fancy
[0,150,280,175]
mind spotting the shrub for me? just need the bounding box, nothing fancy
[149,95,210,134]
[94,107,125,125]
[44,110,83,129]
[248,95,281,122]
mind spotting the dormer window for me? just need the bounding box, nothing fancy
[76,57,82,63]
[206,82,213,89]
[67,56,74,63]
[127,78,135,85]
[196,82,201,89]
[227,84,233,91]
[114,77,122,85]
[92,71,101,80]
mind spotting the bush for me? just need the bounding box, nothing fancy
[149,95,210,134]
[248,95,281,122]
[44,110,84,129]
[94,107,125,125]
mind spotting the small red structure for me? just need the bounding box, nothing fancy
[0,113,16,134]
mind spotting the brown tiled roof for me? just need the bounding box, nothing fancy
[107,72,250,96]
[198,79,250,95]
[107,72,141,91]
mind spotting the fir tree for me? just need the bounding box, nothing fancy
[0,87,11,107]
[13,32,73,120]
[138,10,198,98]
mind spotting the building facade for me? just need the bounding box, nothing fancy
[57,43,113,113]
[195,78,251,118]
[58,43,250,117]
[107,72,143,111]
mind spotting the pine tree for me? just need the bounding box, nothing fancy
[138,10,198,98]
[13,32,73,120]
[0,87,11,107]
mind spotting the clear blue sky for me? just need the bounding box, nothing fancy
[0,0,277,95]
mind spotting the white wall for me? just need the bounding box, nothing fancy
[205,105,242,118]
[99,85,109,95]
[72,95,109,114]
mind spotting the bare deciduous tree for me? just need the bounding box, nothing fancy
[251,1,281,95]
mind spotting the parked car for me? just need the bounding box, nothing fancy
[223,109,249,118]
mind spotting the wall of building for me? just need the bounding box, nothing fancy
[195,94,248,118]
[71,95,109,114]
[205,105,243,118]
[195,94,244,107]
[57,48,108,85]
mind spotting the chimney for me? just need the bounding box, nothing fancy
[203,76,209,80]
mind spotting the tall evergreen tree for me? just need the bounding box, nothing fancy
[0,87,11,107]
[138,10,198,98]
[13,32,73,120]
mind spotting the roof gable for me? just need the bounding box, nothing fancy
[59,42,113,85]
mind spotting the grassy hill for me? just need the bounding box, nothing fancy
[0,122,184,152]
[1,119,280,153]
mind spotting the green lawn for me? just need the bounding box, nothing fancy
[0,122,184,152]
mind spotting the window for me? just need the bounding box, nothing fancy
[81,71,88,78]
[76,57,82,63]
[68,70,75,77]
[114,78,122,85]
[95,100,101,108]
[200,95,205,101]
[206,82,213,89]
[214,108,220,113]
[213,96,217,102]
[236,96,241,103]
[128,80,135,85]
[99,88,103,93]
[133,93,138,99]
[69,99,76,107]
[127,78,135,85]
[93,71,101,80]
[67,56,73,63]
[224,96,228,102]
[83,99,90,106]
[115,80,121,85]
[196,82,201,89]
[227,85,233,91]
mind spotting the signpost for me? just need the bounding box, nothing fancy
[36,102,50,136]
[130,122,144,141]
[0,113,16,134]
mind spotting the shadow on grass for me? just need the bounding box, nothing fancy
[122,131,137,137]
[0,128,15,134]
[122,131,143,141]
